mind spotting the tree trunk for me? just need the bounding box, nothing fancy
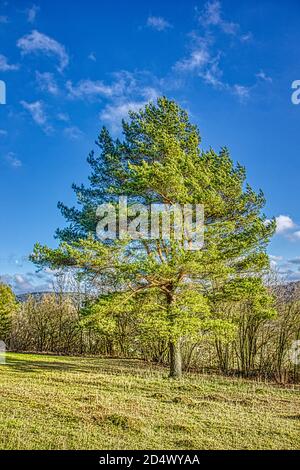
[169,339,182,378]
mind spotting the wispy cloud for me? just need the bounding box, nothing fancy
[172,1,257,100]
[100,101,145,132]
[63,126,83,140]
[20,100,52,133]
[36,71,59,95]
[100,96,159,133]
[232,84,250,102]
[88,52,96,62]
[27,4,39,23]
[288,230,300,241]
[174,38,211,72]
[5,152,22,168]
[66,71,148,103]
[174,37,226,91]
[57,112,69,122]
[0,54,19,71]
[174,34,250,100]
[256,70,272,83]
[147,16,172,31]
[99,74,159,133]
[199,0,239,35]
[66,79,117,100]
[17,30,69,72]
[270,255,283,262]
[240,32,252,42]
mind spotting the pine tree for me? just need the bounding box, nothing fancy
[31,97,275,378]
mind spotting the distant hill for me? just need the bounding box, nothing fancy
[273,280,300,301]
[16,291,84,303]
[16,291,52,302]
[16,281,300,303]
[16,291,96,305]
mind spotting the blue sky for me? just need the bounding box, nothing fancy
[1,0,300,293]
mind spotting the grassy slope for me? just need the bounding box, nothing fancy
[0,353,299,450]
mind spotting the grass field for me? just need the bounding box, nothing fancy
[0,353,299,450]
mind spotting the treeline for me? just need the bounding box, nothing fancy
[2,99,300,382]
[1,279,299,384]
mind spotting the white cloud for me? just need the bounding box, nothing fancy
[100,101,144,130]
[232,84,250,102]
[66,79,116,99]
[147,16,172,31]
[269,255,300,282]
[285,271,300,281]
[57,112,69,122]
[66,71,147,102]
[20,100,52,133]
[199,57,224,88]
[99,81,159,133]
[174,44,211,72]
[269,254,283,268]
[256,70,272,83]
[27,5,39,23]
[4,274,32,293]
[0,272,53,294]
[100,97,158,133]
[191,0,253,99]
[200,0,221,25]
[173,34,250,100]
[15,274,28,286]
[275,215,296,234]
[240,32,252,42]
[88,52,96,62]
[5,152,22,168]
[17,30,69,72]
[65,71,159,133]
[36,71,59,95]
[63,126,83,140]
[269,255,283,262]
[21,100,46,125]
[288,257,300,265]
[199,0,239,35]
[0,54,19,71]
[289,230,300,240]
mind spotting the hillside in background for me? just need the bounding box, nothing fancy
[15,281,300,303]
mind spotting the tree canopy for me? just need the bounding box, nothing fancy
[0,283,18,342]
[31,97,276,378]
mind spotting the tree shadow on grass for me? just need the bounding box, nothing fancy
[3,355,163,377]
[4,358,89,374]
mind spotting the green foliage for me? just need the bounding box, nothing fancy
[31,97,275,376]
[0,283,18,342]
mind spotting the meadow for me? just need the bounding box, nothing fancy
[0,353,299,450]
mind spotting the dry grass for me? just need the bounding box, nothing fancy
[0,353,299,450]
